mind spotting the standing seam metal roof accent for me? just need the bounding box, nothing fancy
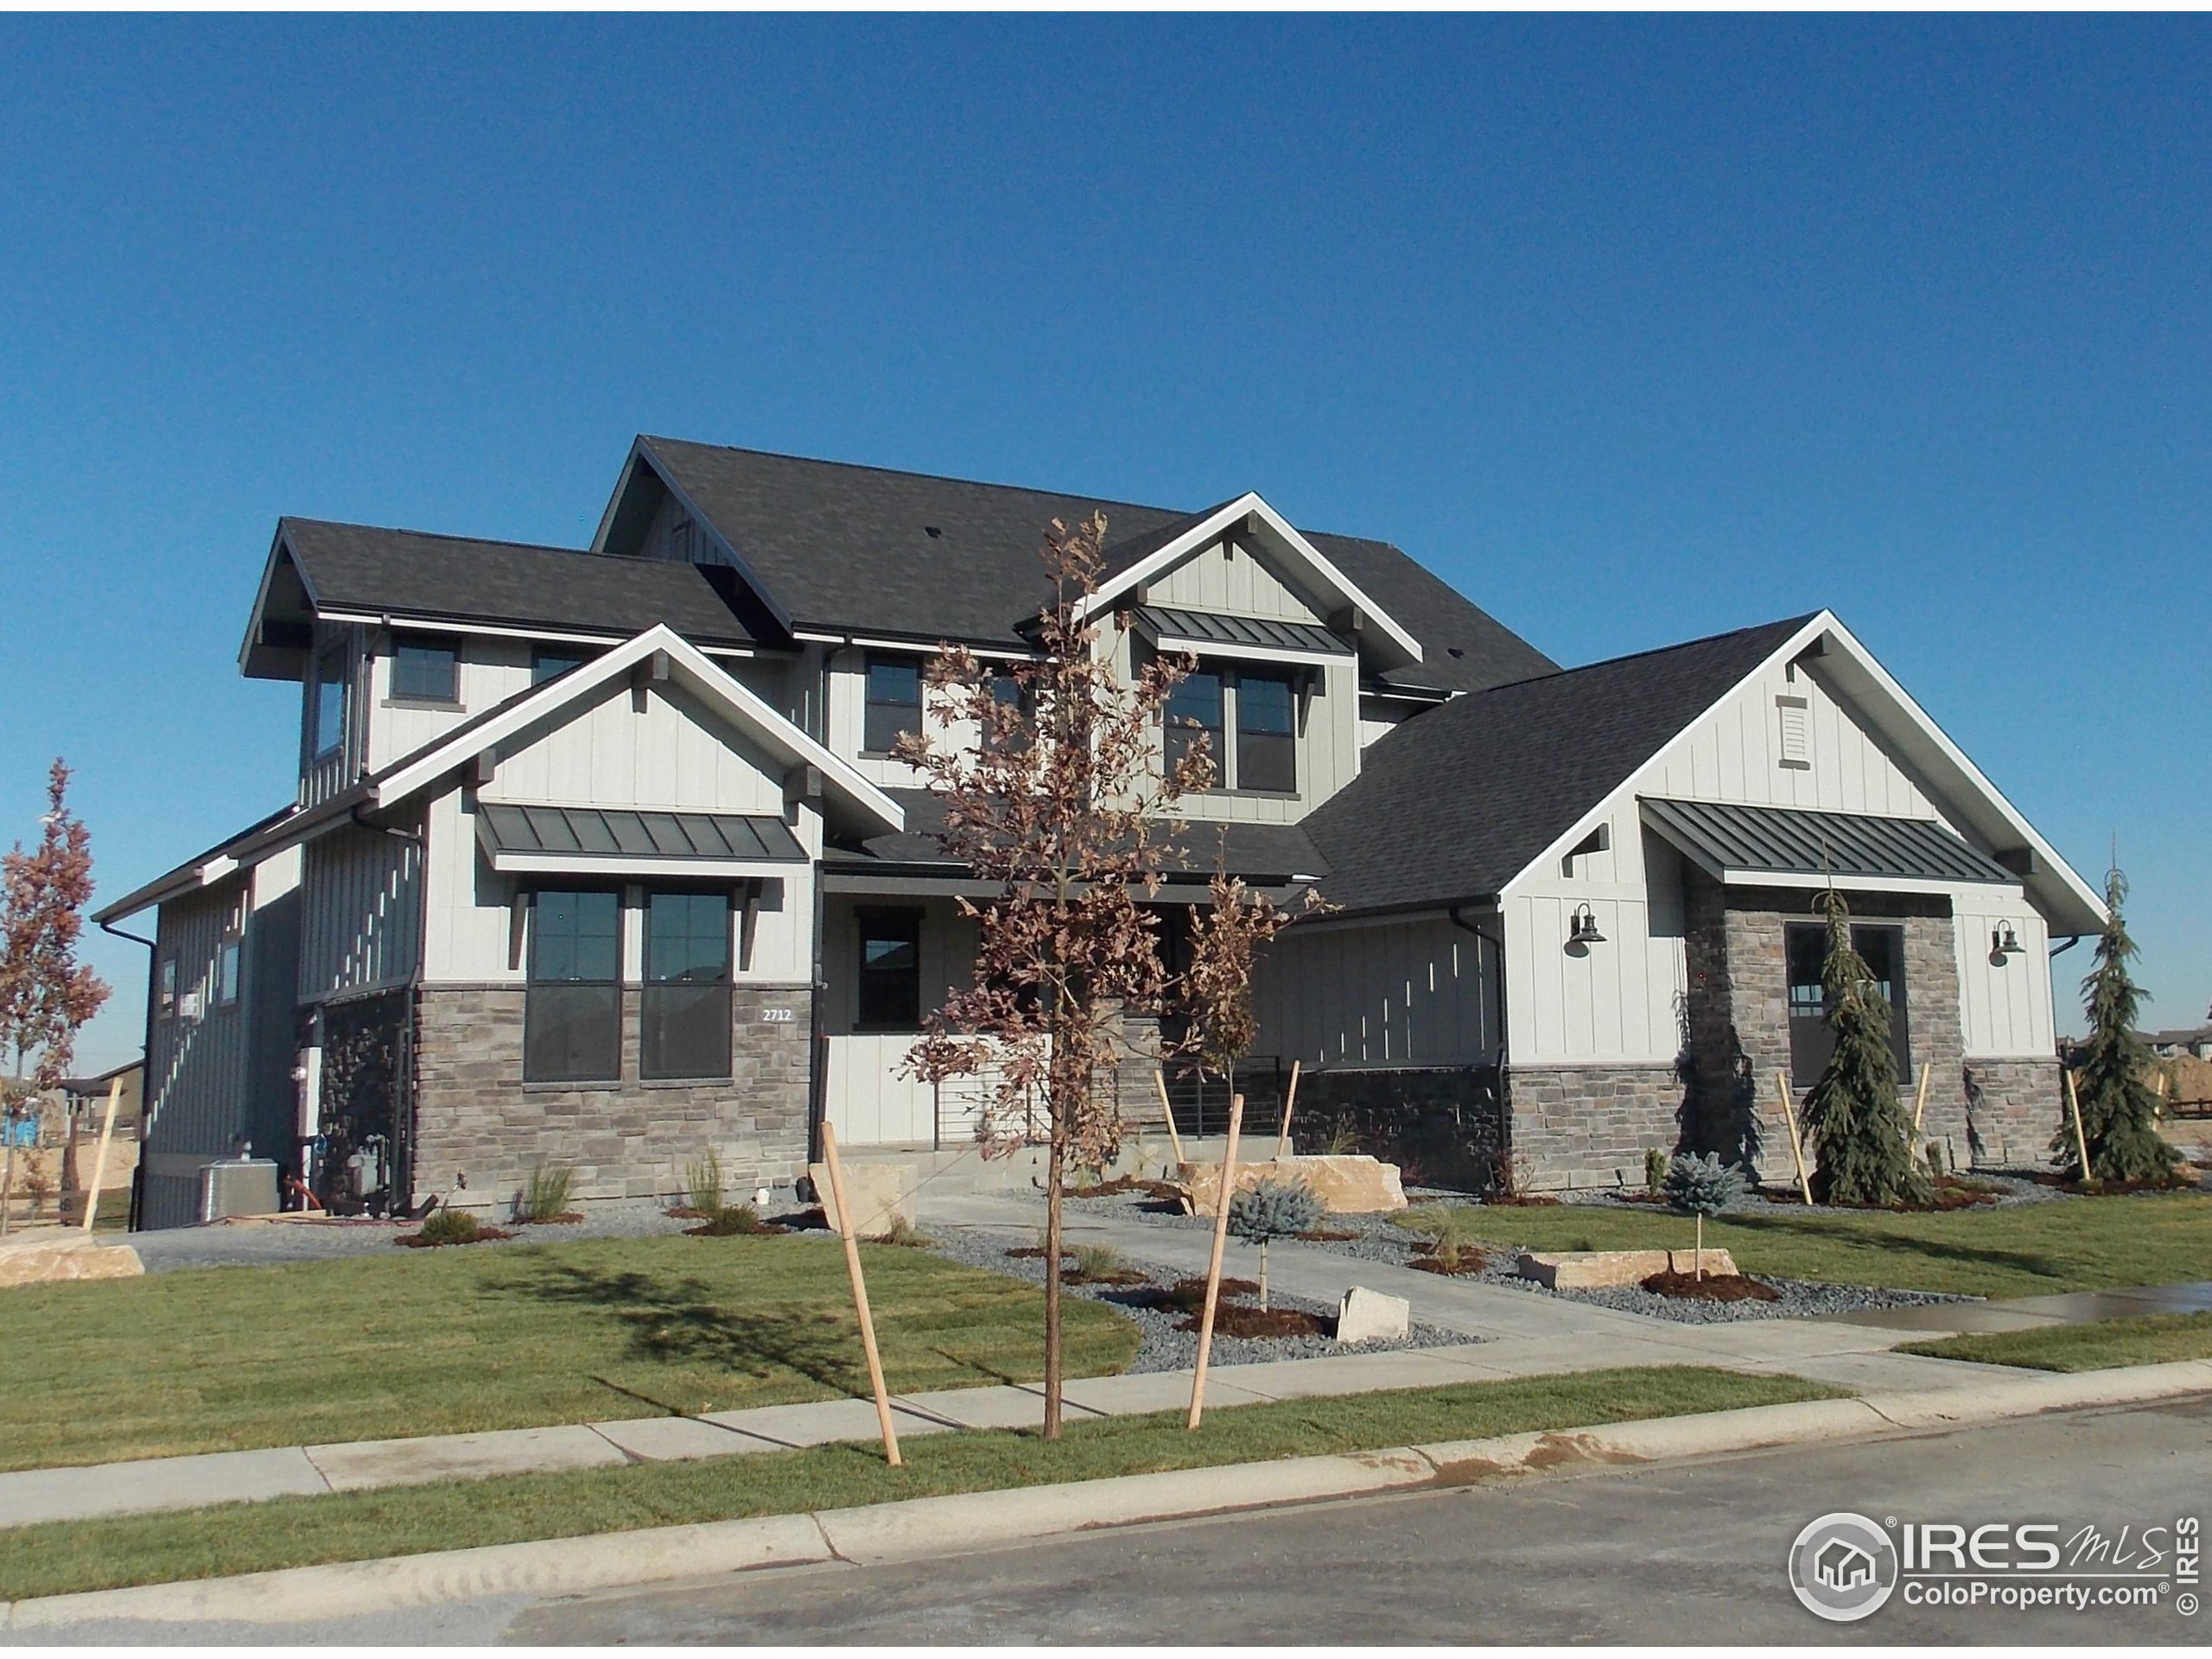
[1639,798,2017,885]
[480,804,806,862]
[1135,606,1355,657]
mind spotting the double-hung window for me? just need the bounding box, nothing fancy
[864,655,923,754]
[1163,670,1224,785]
[855,911,922,1031]
[391,636,460,703]
[642,892,733,1081]
[524,890,622,1084]
[1235,670,1297,793]
[1785,921,1913,1087]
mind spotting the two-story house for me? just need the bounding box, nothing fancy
[98,438,2104,1227]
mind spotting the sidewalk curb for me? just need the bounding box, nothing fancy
[10,1362,2210,1630]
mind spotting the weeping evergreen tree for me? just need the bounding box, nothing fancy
[2052,867,2180,1185]
[1801,886,1930,1206]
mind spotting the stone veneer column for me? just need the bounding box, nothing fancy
[1962,1057,2063,1169]
[410,982,816,1213]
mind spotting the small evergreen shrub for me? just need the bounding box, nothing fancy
[1663,1153,1744,1281]
[518,1164,576,1223]
[418,1207,482,1245]
[1228,1178,1325,1309]
[1643,1147,1669,1198]
[691,1203,767,1236]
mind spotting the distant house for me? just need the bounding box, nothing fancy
[2143,1023,2212,1061]
[95,439,2103,1227]
[60,1059,145,1136]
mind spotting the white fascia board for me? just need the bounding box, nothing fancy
[312,609,760,658]
[1148,632,1350,670]
[486,850,798,880]
[375,625,904,835]
[1077,493,1426,669]
[1723,868,2017,900]
[588,439,797,637]
[1498,611,2105,935]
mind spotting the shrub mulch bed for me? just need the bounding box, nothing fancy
[394,1226,516,1248]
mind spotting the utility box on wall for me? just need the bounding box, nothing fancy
[200,1159,279,1222]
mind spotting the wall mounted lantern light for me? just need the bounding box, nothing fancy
[1990,923,2024,964]
[1567,904,1606,950]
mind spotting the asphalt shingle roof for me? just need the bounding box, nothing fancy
[1300,615,1816,914]
[279,518,766,646]
[634,439,1555,694]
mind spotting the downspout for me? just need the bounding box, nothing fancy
[99,916,160,1231]
[1447,905,1510,1187]
[2049,935,2084,959]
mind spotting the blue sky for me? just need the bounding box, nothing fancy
[2,16,2205,1071]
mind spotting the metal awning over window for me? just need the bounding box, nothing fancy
[1133,606,1353,664]
[1640,798,2018,889]
[478,804,806,876]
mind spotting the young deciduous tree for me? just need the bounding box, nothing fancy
[1179,861,1319,1094]
[2054,866,2180,1186]
[1800,885,1929,1207]
[1,760,111,1093]
[899,512,1211,1440]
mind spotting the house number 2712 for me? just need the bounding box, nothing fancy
[759,1007,795,1022]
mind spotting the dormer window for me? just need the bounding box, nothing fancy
[1164,669,1224,784]
[863,655,922,755]
[1236,670,1297,793]
[391,636,460,704]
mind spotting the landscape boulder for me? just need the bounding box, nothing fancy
[808,1160,918,1238]
[1177,1154,1407,1217]
[1336,1286,1411,1344]
[1515,1247,1739,1288]
[0,1236,144,1289]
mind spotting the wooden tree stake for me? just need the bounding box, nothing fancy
[2063,1068,2094,1189]
[1186,1091,1244,1431]
[819,1122,901,1466]
[1152,1067,1185,1167]
[1772,1072,1814,1205]
[1272,1059,1302,1163]
[1909,1067,1932,1138]
[79,1078,121,1234]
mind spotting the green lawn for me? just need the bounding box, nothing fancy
[1901,1311,2212,1371]
[1415,1192,2211,1299]
[0,1366,1832,1602]
[0,1235,1138,1471]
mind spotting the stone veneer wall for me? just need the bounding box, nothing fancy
[1504,1063,1690,1192]
[1961,1056,2063,1170]
[413,983,814,1212]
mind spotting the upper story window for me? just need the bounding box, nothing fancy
[156,957,178,1019]
[216,936,243,1007]
[864,655,923,755]
[983,671,1031,754]
[532,645,594,686]
[1164,663,1299,794]
[311,645,348,760]
[1236,670,1297,794]
[391,636,460,704]
[1164,670,1224,783]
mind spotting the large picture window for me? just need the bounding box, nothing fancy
[1163,669,1224,783]
[525,889,621,1084]
[864,655,922,754]
[1236,670,1297,793]
[1785,920,1913,1087]
[643,891,733,1081]
[855,911,922,1031]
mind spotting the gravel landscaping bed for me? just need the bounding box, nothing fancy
[923,1224,1463,1372]
[1052,1185,1974,1325]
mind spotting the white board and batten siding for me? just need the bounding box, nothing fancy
[420,679,821,988]
[1953,900,2056,1058]
[1254,914,1503,1071]
[1501,656,2054,1068]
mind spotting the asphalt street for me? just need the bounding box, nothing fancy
[19,1395,2209,1645]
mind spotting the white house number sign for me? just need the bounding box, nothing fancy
[759,1007,795,1022]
